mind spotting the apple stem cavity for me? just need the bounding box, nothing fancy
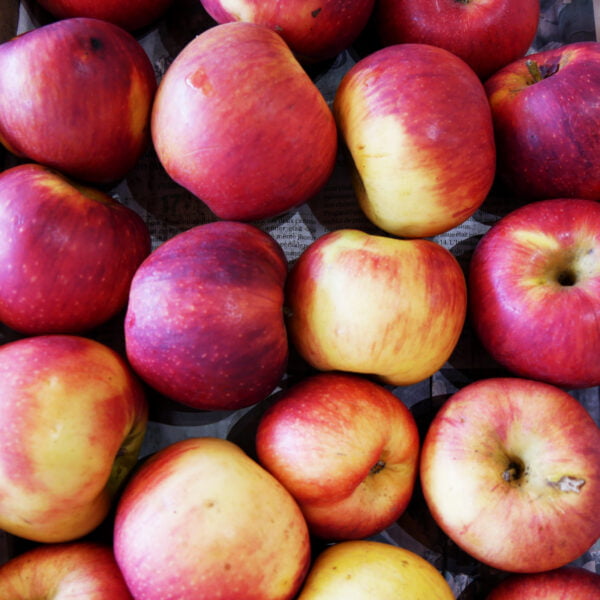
[548,475,586,493]
[371,459,386,475]
[502,458,525,484]
[526,59,560,84]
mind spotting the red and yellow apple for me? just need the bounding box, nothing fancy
[485,41,600,201]
[420,377,600,573]
[486,566,600,599]
[469,198,600,389]
[198,0,375,63]
[375,0,540,80]
[296,539,454,599]
[125,220,289,411]
[333,42,496,238]
[255,372,420,540]
[35,0,175,31]
[0,163,151,334]
[285,228,467,386]
[0,17,157,184]
[114,437,311,600]
[0,334,148,543]
[151,21,337,221]
[0,542,133,599]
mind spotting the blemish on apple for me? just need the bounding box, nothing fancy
[186,68,213,96]
[548,475,585,493]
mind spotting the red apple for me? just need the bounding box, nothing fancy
[485,41,600,201]
[114,437,311,600]
[0,163,151,335]
[255,372,420,540]
[296,540,454,599]
[375,0,540,80]
[486,566,600,599]
[151,21,338,221]
[125,220,288,411]
[0,334,148,543]
[198,0,375,63]
[0,17,157,184]
[469,198,600,389]
[333,42,496,237]
[0,542,133,599]
[35,0,175,31]
[285,229,467,386]
[420,377,600,573]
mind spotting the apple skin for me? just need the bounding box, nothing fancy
[420,377,600,573]
[375,0,540,80]
[0,334,148,543]
[114,437,311,600]
[35,0,175,31]
[0,163,151,335]
[485,42,600,201]
[198,0,375,63]
[255,372,420,540]
[125,220,289,411]
[333,43,496,238]
[0,17,157,184]
[486,566,600,599]
[285,229,467,386]
[151,21,338,222]
[0,542,134,599]
[296,539,454,599]
[469,198,600,389]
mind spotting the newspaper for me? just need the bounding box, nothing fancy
[1,0,599,596]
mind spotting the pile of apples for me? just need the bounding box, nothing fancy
[0,0,600,598]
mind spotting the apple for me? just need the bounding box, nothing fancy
[125,220,289,411]
[485,41,600,201]
[255,372,420,540]
[333,42,496,238]
[0,542,133,599]
[296,539,454,599]
[285,228,467,386]
[114,436,311,600]
[374,0,540,80]
[486,566,600,599]
[0,163,151,335]
[420,377,600,573]
[151,21,338,222]
[35,0,175,31]
[469,197,600,389]
[197,0,375,63]
[0,17,157,184]
[0,334,147,543]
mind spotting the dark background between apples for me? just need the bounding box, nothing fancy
[0,0,598,598]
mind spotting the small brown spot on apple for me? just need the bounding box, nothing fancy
[187,68,213,95]
[548,475,585,493]
[311,7,322,17]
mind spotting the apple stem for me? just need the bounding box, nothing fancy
[502,460,524,483]
[370,459,386,475]
[526,59,560,84]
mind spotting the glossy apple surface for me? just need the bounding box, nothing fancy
[420,377,600,573]
[152,21,337,221]
[375,0,540,80]
[198,0,375,62]
[0,163,151,334]
[333,43,496,238]
[0,17,157,184]
[285,228,467,386]
[469,198,600,389]
[486,566,600,599]
[485,42,600,201]
[125,220,288,410]
[255,372,419,540]
[296,540,454,599]
[0,542,133,599]
[35,0,175,31]
[114,437,311,600]
[0,335,148,543]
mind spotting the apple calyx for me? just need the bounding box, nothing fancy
[502,458,526,485]
[548,475,586,493]
[526,59,560,84]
